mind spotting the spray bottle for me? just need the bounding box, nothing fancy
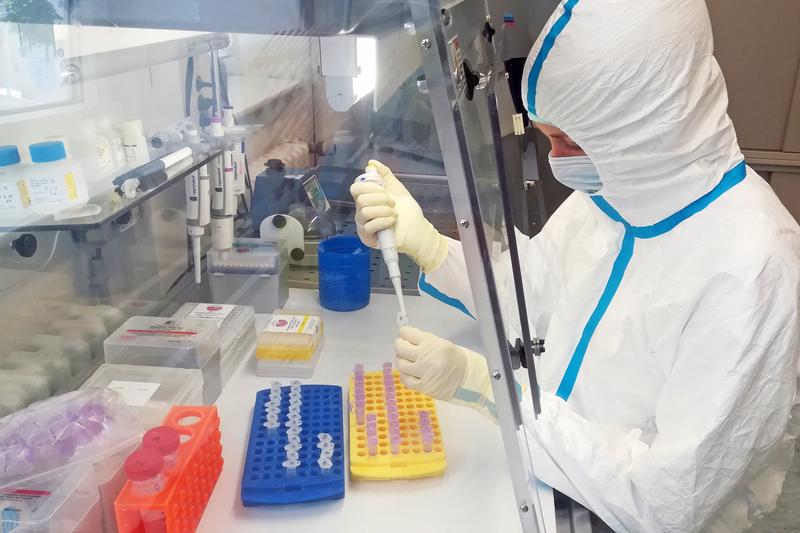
[354,166,408,326]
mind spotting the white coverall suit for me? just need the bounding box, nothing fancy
[420,1,800,531]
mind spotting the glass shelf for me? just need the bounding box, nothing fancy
[0,125,261,233]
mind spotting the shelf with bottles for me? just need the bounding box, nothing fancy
[0,124,262,233]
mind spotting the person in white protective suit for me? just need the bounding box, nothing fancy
[350,1,800,532]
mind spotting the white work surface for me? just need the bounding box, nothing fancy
[199,288,556,533]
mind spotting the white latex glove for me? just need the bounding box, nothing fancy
[350,160,448,273]
[394,327,497,420]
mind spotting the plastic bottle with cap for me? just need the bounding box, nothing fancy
[0,145,31,221]
[26,141,89,216]
[73,120,115,181]
[120,119,150,166]
[96,116,126,169]
[124,447,168,533]
[222,105,235,131]
[142,426,181,472]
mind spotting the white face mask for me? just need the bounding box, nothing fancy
[548,155,603,194]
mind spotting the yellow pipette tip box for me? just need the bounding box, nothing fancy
[348,368,446,480]
[255,310,323,378]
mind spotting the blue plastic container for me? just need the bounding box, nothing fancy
[318,235,370,311]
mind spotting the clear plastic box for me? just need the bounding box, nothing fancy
[80,364,204,429]
[255,310,324,378]
[103,317,222,404]
[81,364,203,532]
[207,239,289,313]
[171,303,257,386]
[0,465,102,533]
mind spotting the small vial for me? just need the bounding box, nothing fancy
[284,443,301,453]
[366,413,378,455]
[271,380,282,390]
[286,450,299,461]
[142,426,181,472]
[282,459,300,475]
[317,441,335,452]
[317,433,332,443]
[287,435,301,446]
[317,457,333,470]
[422,435,433,453]
[124,448,167,533]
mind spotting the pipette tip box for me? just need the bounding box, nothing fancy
[172,303,257,386]
[103,316,222,404]
[207,239,289,314]
[348,364,446,480]
[255,311,324,378]
[241,383,344,505]
[80,363,204,430]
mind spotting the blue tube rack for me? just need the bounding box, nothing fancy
[241,384,345,505]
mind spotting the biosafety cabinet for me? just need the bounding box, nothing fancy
[0,1,563,532]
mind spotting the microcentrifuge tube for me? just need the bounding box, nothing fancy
[317,433,332,443]
[288,435,301,446]
[282,459,300,475]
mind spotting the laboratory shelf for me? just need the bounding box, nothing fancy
[0,125,262,233]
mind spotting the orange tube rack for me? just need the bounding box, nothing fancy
[114,406,223,533]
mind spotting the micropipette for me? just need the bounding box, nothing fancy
[185,127,209,284]
[354,166,408,326]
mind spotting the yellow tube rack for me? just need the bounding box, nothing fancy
[348,369,446,480]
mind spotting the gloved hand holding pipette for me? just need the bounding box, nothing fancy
[351,160,450,326]
[350,160,449,275]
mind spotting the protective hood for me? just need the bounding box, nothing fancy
[522,0,744,226]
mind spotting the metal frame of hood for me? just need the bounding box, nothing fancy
[411,1,544,531]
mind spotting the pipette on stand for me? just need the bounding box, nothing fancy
[209,116,234,260]
[185,164,210,283]
[354,167,408,327]
[185,127,210,284]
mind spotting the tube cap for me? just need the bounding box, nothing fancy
[29,141,66,163]
[124,448,164,481]
[0,146,21,167]
[142,426,181,456]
